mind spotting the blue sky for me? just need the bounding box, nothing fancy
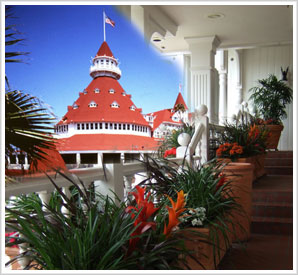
[5,5,182,121]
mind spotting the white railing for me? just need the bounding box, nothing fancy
[7,102,246,204]
[5,103,228,269]
[4,104,218,202]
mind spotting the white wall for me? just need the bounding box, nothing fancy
[242,44,293,150]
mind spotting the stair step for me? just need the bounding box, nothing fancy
[265,158,293,167]
[251,216,293,235]
[252,202,293,218]
[265,151,293,159]
[265,166,293,175]
[253,191,293,204]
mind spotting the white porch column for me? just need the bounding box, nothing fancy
[235,49,243,109]
[37,191,51,212]
[227,49,243,119]
[94,154,124,204]
[76,153,81,168]
[185,36,221,124]
[216,50,228,124]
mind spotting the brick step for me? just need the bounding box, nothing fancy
[252,191,293,204]
[252,202,293,218]
[251,216,293,235]
[265,151,293,159]
[264,158,293,167]
[265,166,293,175]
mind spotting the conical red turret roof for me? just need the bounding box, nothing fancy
[174,92,188,110]
[96,41,114,58]
[57,76,149,126]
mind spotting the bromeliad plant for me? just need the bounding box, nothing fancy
[139,157,244,265]
[5,172,197,270]
[124,186,200,269]
[216,121,268,160]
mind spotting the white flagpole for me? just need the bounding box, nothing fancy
[103,11,106,41]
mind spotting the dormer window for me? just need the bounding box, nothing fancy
[89,101,97,108]
[73,104,79,109]
[172,115,179,122]
[109,89,115,94]
[94,88,100,93]
[130,105,136,111]
[83,89,87,95]
[111,101,120,108]
[122,92,126,96]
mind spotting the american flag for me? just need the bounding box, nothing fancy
[105,14,115,27]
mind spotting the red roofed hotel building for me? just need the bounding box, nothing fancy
[54,41,188,165]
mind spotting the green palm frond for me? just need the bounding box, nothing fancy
[5,90,56,162]
[5,6,29,64]
[5,6,56,165]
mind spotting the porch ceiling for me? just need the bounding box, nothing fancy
[147,5,293,52]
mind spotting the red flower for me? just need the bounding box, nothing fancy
[126,186,159,255]
[164,147,176,158]
[216,173,226,192]
[5,232,18,248]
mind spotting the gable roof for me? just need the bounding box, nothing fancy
[57,76,149,126]
[149,108,182,131]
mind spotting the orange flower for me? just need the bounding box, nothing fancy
[163,190,186,237]
[216,148,223,156]
[236,148,243,154]
[126,186,159,255]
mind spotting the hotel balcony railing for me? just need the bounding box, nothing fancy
[5,103,234,269]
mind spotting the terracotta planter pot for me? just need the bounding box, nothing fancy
[183,226,228,270]
[236,156,257,181]
[218,157,257,181]
[222,162,254,242]
[254,153,266,178]
[5,247,21,270]
[261,124,284,150]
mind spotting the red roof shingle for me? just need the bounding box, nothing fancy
[96,41,114,58]
[58,76,149,126]
[57,134,159,152]
[174,92,188,110]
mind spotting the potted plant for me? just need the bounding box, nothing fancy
[5,172,198,270]
[141,158,244,269]
[159,123,194,158]
[216,121,268,180]
[249,74,293,150]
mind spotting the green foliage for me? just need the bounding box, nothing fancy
[5,172,196,270]
[159,123,194,157]
[249,74,293,125]
[216,122,267,158]
[140,157,245,261]
[5,90,57,163]
[5,6,29,64]
[142,158,239,226]
[5,6,56,166]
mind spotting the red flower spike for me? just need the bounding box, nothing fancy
[126,186,159,255]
